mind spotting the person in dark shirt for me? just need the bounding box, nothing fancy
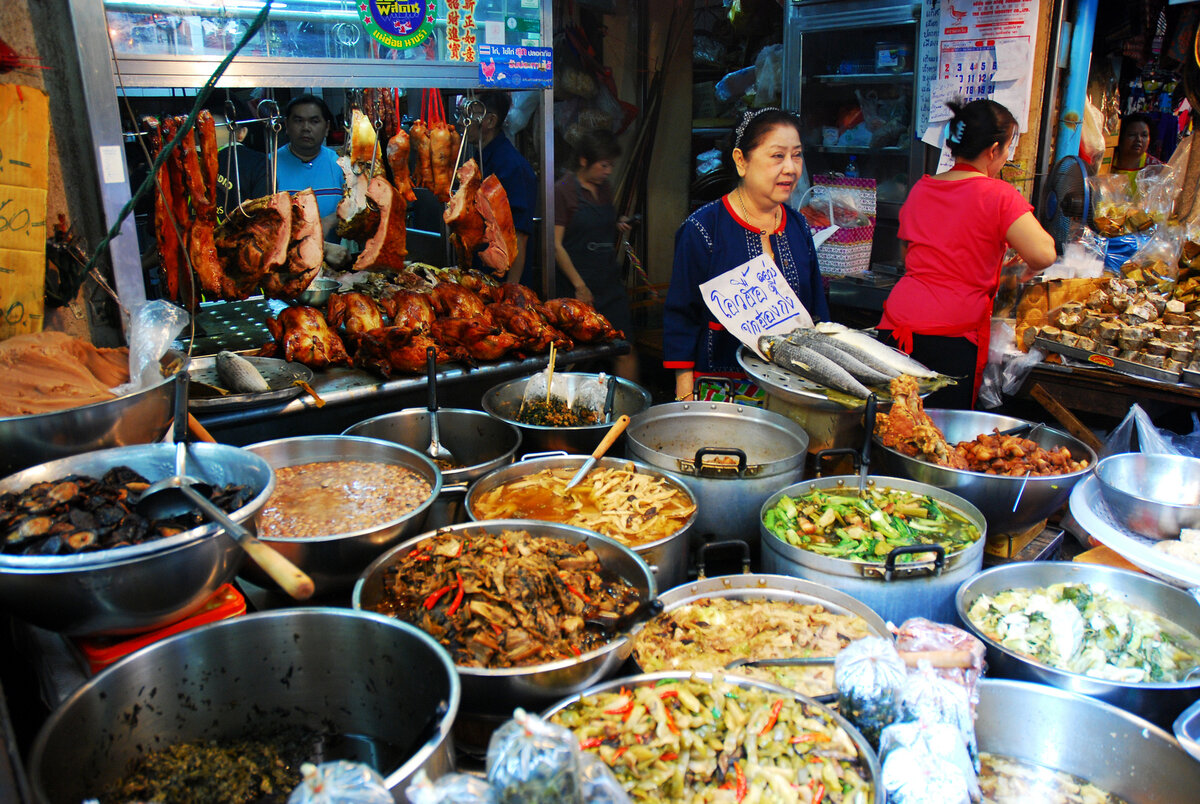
[206,98,267,223]
[468,90,537,283]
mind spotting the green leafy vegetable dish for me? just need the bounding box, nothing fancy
[967,582,1200,683]
[762,486,982,563]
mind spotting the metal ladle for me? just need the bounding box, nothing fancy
[425,346,455,466]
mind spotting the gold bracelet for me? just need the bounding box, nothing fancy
[675,393,693,402]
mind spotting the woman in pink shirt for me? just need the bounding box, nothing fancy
[878,99,1056,409]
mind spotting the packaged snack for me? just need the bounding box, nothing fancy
[289,762,394,804]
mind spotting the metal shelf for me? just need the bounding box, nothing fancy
[807,72,914,84]
[692,127,731,137]
[807,145,907,155]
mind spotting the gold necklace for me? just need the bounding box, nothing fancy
[736,186,780,235]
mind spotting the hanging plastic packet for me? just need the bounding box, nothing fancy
[880,720,979,803]
[406,770,496,804]
[518,369,612,425]
[110,299,190,397]
[486,709,584,804]
[1088,174,1136,236]
[893,618,986,717]
[899,661,977,767]
[286,761,394,804]
[834,636,908,748]
[1121,221,1185,290]
[577,751,633,804]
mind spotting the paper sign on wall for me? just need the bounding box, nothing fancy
[0,85,50,341]
[699,255,813,359]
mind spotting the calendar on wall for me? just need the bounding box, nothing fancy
[925,0,1040,132]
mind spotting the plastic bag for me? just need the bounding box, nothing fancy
[288,762,394,804]
[797,184,868,230]
[110,299,189,397]
[1133,163,1182,228]
[882,745,973,804]
[406,771,496,804]
[1101,402,1181,458]
[1089,173,1135,236]
[977,320,1016,410]
[577,752,633,804]
[1103,231,1154,273]
[880,721,977,802]
[893,619,986,717]
[754,44,784,105]
[835,637,908,749]
[486,709,584,804]
[715,65,756,104]
[1120,221,1185,289]
[520,369,612,419]
[1081,97,1105,164]
[1041,238,1107,281]
[898,662,977,766]
[1172,413,1200,459]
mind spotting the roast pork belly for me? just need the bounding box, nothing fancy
[262,189,323,300]
[475,174,518,276]
[351,177,408,272]
[444,159,485,268]
[213,191,293,300]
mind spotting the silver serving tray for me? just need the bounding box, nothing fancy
[187,355,313,411]
[1174,697,1200,763]
[1034,336,1182,383]
[1182,367,1200,387]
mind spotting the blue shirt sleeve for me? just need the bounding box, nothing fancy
[663,214,712,368]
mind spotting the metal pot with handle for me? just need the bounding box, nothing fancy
[625,402,809,555]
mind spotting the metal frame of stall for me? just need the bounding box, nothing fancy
[66,0,557,311]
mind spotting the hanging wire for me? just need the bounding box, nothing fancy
[83,0,276,280]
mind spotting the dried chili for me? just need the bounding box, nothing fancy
[735,761,747,801]
[423,584,455,610]
[759,699,783,736]
[446,572,464,616]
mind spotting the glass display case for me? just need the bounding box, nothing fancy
[783,0,928,274]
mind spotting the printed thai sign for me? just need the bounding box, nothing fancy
[699,254,814,359]
[359,0,436,50]
[477,44,553,88]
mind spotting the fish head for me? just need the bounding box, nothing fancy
[758,334,781,360]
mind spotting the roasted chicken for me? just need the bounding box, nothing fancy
[498,282,543,309]
[541,298,624,342]
[432,317,520,363]
[488,302,573,354]
[430,280,491,323]
[265,306,350,368]
[327,291,386,349]
[378,289,436,337]
[355,328,459,376]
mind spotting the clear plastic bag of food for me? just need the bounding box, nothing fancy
[1133,163,1183,229]
[899,661,977,767]
[287,761,395,804]
[893,618,986,715]
[1181,216,1200,272]
[882,744,974,804]
[577,751,633,804]
[1120,221,1185,289]
[797,184,868,231]
[110,299,190,397]
[519,368,613,424]
[1089,173,1135,236]
[406,770,497,804]
[835,636,907,749]
[486,709,584,804]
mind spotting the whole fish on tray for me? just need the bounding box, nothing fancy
[814,322,939,379]
[758,334,873,398]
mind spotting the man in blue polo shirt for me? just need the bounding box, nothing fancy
[470,91,537,283]
[263,94,344,239]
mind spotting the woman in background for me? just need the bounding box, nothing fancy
[1111,112,1161,173]
[878,99,1056,409]
[664,108,828,402]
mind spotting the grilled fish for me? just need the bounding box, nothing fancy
[759,335,871,398]
[783,328,899,385]
[814,322,939,379]
[215,351,271,394]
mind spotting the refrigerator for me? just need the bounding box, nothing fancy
[783,0,931,275]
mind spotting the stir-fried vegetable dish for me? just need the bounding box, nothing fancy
[515,398,600,426]
[550,674,873,803]
[369,529,643,668]
[632,598,873,697]
[967,582,1200,683]
[979,753,1129,804]
[762,486,981,563]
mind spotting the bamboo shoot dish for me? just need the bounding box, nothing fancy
[472,464,695,548]
[549,674,874,803]
[367,529,643,668]
[762,486,982,563]
[632,598,874,697]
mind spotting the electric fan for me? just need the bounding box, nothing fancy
[1038,155,1090,251]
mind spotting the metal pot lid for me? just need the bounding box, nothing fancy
[760,474,988,580]
[627,402,809,478]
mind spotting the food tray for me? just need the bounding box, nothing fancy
[1069,474,1200,589]
[175,298,289,357]
[1034,337,1182,383]
[738,346,845,404]
[188,355,313,411]
[1182,367,1200,388]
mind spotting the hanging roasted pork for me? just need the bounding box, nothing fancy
[212,192,293,300]
[475,174,518,275]
[261,189,323,300]
[444,159,486,268]
[351,177,408,272]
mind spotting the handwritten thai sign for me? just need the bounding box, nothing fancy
[699,254,813,359]
[0,85,49,340]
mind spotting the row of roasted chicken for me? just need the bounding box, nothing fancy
[260,273,623,377]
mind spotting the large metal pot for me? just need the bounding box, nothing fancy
[242,435,441,595]
[343,407,522,529]
[482,372,651,454]
[957,561,1200,728]
[761,475,987,625]
[874,409,1096,536]
[26,609,459,804]
[977,678,1200,802]
[541,671,882,799]
[0,442,274,635]
[626,402,809,553]
[0,366,177,476]
[465,454,696,590]
[353,519,657,716]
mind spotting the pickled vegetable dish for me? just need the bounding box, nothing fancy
[549,674,873,803]
[514,397,600,426]
[967,582,1200,683]
[762,486,981,563]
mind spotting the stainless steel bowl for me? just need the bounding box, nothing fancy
[1094,453,1200,540]
[241,435,442,595]
[542,671,881,798]
[874,409,1096,535]
[0,442,274,635]
[343,408,522,529]
[0,368,177,477]
[353,519,657,717]
[465,454,696,590]
[977,678,1200,802]
[957,561,1200,728]
[26,609,459,804]
[482,373,651,455]
[295,276,339,306]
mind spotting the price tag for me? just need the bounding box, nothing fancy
[699,254,814,359]
[0,85,49,340]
